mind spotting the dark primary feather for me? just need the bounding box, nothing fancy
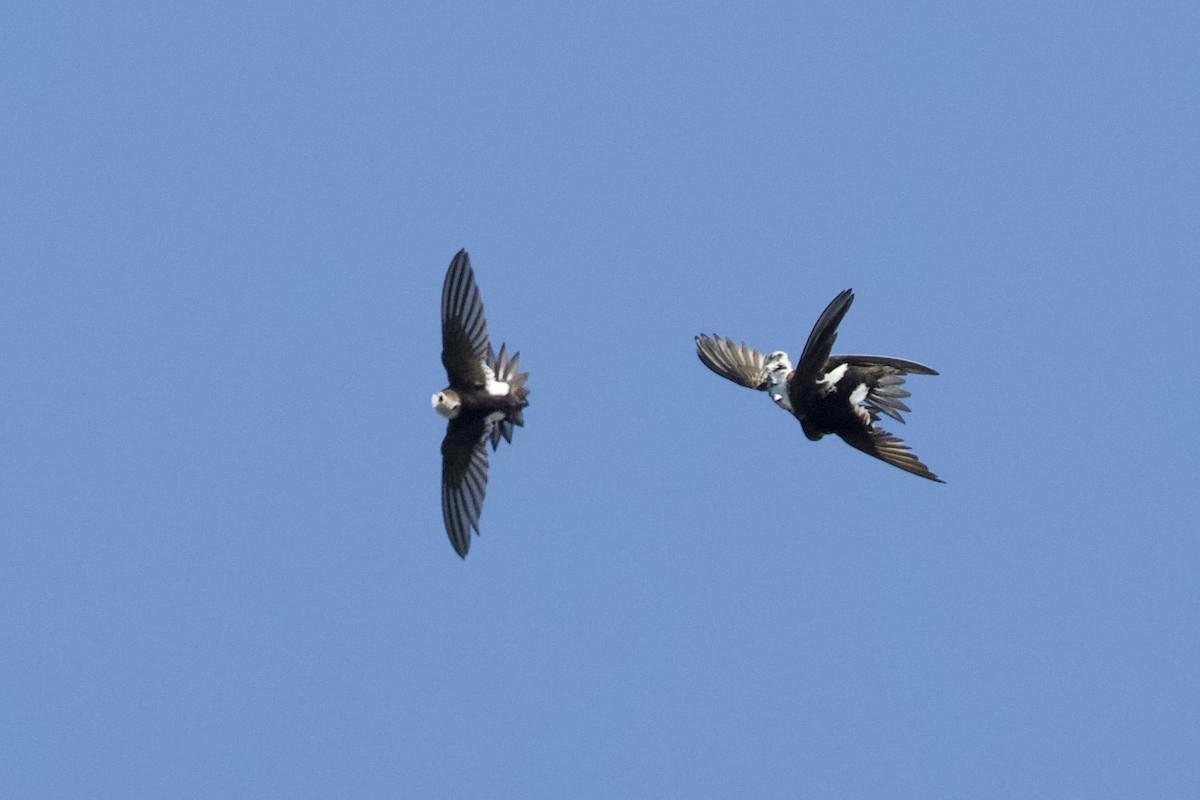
[694,334,769,390]
[835,354,938,376]
[441,414,491,558]
[792,289,855,392]
[836,426,944,483]
[441,249,491,387]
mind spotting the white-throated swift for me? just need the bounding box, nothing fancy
[696,289,942,482]
[432,249,530,557]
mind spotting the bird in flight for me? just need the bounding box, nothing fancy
[432,249,530,557]
[695,289,943,482]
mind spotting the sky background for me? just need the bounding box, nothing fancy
[3,2,1199,797]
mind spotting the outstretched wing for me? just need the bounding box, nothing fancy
[441,249,490,387]
[440,414,491,558]
[789,290,855,410]
[695,334,771,390]
[836,426,943,483]
[835,355,938,376]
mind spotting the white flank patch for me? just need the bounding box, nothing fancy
[480,362,510,397]
[848,382,868,406]
[817,362,849,394]
[848,382,871,425]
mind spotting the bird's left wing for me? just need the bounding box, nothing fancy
[440,414,491,558]
[695,334,771,390]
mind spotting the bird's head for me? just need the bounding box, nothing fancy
[764,351,792,381]
[431,389,462,419]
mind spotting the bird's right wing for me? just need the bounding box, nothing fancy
[441,249,491,387]
[836,426,944,483]
[694,334,771,391]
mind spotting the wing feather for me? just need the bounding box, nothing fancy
[789,290,855,411]
[826,356,938,424]
[695,334,771,390]
[441,249,491,387]
[441,415,491,558]
[837,426,943,483]
[835,354,938,376]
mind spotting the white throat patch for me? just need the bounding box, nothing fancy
[769,388,794,413]
[432,390,462,419]
[763,352,794,412]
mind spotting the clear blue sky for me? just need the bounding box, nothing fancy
[4,3,1198,797]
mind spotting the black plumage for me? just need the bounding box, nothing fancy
[696,289,942,482]
[433,250,530,557]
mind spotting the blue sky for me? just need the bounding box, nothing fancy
[3,2,1198,797]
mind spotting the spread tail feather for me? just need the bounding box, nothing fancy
[488,342,530,449]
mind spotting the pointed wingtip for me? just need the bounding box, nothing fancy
[448,249,471,274]
[831,288,855,318]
